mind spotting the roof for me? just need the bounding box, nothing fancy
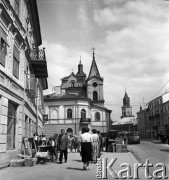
[44,93,90,101]
[112,117,137,125]
[61,72,76,81]
[88,51,101,79]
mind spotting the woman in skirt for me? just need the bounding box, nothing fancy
[79,127,93,170]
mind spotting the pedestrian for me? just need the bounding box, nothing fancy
[123,132,128,145]
[79,127,93,170]
[97,131,103,158]
[58,129,69,164]
[53,133,59,162]
[48,137,55,162]
[91,129,99,163]
[68,135,73,152]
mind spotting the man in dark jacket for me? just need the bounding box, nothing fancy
[58,129,68,163]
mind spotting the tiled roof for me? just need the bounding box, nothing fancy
[44,93,87,100]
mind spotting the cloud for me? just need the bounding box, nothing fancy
[42,41,92,94]
[77,6,93,34]
[40,0,169,121]
[92,1,169,119]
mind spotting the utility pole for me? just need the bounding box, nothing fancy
[36,79,38,134]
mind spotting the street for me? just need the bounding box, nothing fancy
[128,141,169,177]
[0,150,149,180]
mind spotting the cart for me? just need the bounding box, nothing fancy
[35,145,50,164]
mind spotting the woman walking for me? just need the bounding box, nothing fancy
[91,129,99,163]
[79,127,93,170]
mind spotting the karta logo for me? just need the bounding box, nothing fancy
[96,158,168,179]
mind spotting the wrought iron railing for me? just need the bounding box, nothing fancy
[30,48,46,61]
[80,118,91,123]
[46,118,91,124]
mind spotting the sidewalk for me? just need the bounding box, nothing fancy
[0,152,153,180]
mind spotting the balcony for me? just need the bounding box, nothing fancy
[30,48,48,78]
[80,118,91,123]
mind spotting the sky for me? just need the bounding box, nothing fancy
[37,0,169,121]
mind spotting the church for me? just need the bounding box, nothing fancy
[43,50,112,137]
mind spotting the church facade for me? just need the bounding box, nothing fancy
[43,51,112,137]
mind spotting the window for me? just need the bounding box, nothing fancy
[70,80,75,87]
[7,102,17,149]
[14,0,20,17]
[0,38,7,67]
[95,112,100,121]
[92,82,98,87]
[81,109,86,119]
[50,109,58,119]
[67,108,72,119]
[13,46,20,79]
[93,91,98,101]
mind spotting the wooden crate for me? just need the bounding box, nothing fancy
[25,158,37,167]
[10,159,25,167]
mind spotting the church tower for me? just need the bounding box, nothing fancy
[87,48,104,106]
[121,90,133,118]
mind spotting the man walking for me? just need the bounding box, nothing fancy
[58,129,69,164]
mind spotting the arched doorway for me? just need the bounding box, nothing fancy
[67,128,73,136]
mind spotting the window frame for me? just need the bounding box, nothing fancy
[81,109,86,119]
[13,46,20,79]
[67,108,73,119]
[95,112,100,121]
[7,102,17,150]
[70,80,75,87]
[93,91,98,101]
[0,38,7,67]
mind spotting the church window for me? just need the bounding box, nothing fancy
[67,108,72,119]
[70,80,75,87]
[81,109,86,119]
[95,112,100,121]
[92,82,97,87]
[93,91,98,101]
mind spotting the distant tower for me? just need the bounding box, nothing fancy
[87,48,104,106]
[121,89,133,118]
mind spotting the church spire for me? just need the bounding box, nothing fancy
[76,56,86,78]
[123,89,130,107]
[88,47,101,79]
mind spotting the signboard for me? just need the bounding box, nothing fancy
[43,114,48,122]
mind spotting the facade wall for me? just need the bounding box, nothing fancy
[44,98,110,135]
[137,96,168,140]
[87,78,104,102]
[0,0,46,167]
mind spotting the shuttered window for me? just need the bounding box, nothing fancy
[13,46,20,79]
[0,27,8,67]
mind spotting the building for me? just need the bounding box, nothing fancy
[112,91,137,133]
[137,92,169,140]
[0,0,48,167]
[44,50,112,137]
[121,90,133,119]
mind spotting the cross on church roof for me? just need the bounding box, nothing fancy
[92,47,95,52]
